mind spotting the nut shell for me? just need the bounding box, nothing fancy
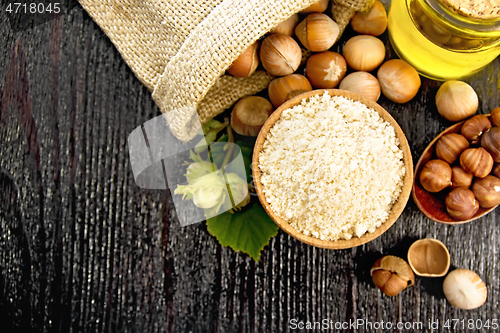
[306,51,347,89]
[227,41,260,78]
[343,35,385,72]
[370,255,415,296]
[435,133,469,164]
[295,13,339,52]
[300,0,329,13]
[350,0,388,36]
[260,34,301,76]
[472,175,500,208]
[231,96,273,136]
[460,147,494,178]
[419,159,452,192]
[445,187,479,221]
[377,59,421,103]
[268,74,312,108]
[461,115,491,144]
[338,71,381,102]
[407,238,450,277]
[270,14,299,36]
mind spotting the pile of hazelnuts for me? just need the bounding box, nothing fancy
[227,0,423,137]
[419,108,500,221]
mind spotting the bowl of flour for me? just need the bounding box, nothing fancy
[252,89,413,249]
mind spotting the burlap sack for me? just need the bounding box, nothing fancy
[78,0,373,141]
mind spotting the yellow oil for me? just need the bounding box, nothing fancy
[388,0,500,80]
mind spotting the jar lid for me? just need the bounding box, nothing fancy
[438,0,500,19]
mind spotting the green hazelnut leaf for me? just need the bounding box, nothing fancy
[206,203,278,261]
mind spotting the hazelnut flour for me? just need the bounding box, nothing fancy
[258,93,405,241]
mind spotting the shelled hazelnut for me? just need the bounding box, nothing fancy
[419,159,452,192]
[460,147,493,178]
[461,115,491,144]
[445,187,479,221]
[472,175,500,208]
[481,127,500,162]
[435,133,469,164]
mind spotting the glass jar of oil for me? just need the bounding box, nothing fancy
[388,0,500,80]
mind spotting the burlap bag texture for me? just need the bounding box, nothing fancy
[78,0,372,141]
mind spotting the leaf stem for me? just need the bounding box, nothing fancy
[206,119,229,135]
[222,121,234,168]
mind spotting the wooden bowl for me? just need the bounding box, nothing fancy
[252,89,414,249]
[412,115,497,224]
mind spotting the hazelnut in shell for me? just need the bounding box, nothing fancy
[295,13,339,52]
[227,41,260,78]
[460,147,494,178]
[350,0,388,36]
[377,59,421,103]
[305,51,347,89]
[300,0,329,13]
[231,96,274,137]
[419,159,452,193]
[435,133,469,164]
[370,255,415,296]
[260,34,302,76]
[481,127,500,162]
[445,187,479,221]
[435,81,478,122]
[343,35,385,72]
[407,238,450,277]
[443,269,487,310]
[268,74,312,108]
[270,14,299,36]
[461,114,491,144]
[472,175,500,208]
[338,71,381,102]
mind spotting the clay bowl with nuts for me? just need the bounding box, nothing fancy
[252,89,413,249]
[413,115,498,224]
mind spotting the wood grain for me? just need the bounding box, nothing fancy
[1,2,500,333]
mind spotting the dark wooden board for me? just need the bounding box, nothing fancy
[1,1,499,332]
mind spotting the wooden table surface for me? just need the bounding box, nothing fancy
[1,1,499,332]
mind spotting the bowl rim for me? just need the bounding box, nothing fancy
[251,89,414,249]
